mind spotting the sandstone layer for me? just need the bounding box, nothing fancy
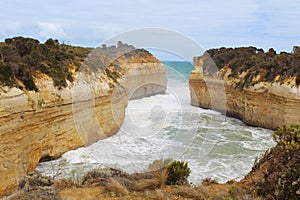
[189,55,300,130]
[0,48,166,196]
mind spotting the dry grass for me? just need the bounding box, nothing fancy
[172,186,207,200]
[54,178,78,190]
[5,156,270,200]
[5,187,59,200]
[155,189,166,200]
[151,168,168,188]
[104,178,129,196]
[194,185,209,199]
[59,186,105,200]
[201,177,218,186]
[132,179,161,191]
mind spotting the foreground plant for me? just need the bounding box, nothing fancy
[273,124,300,151]
[255,124,300,200]
[166,160,191,185]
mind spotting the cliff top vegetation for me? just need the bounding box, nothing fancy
[199,46,300,88]
[0,37,157,91]
[0,37,91,90]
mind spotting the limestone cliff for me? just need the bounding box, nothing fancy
[0,38,166,196]
[189,47,300,130]
[113,49,167,99]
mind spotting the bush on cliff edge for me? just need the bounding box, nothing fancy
[255,124,300,200]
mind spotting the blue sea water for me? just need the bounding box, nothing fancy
[38,61,275,184]
[162,61,194,81]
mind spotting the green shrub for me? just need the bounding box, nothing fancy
[166,160,191,185]
[0,63,16,87]
[0,37,91,90]
[273,124,300,151]
[203,46,300,87]
[274,164,300,200]
[256,124,300,199]
[23,75,38,91]
[296,74,300,85]
[0,36,152,91]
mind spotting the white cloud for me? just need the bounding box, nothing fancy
[38,22,68,39]
[0,22,23,37]
[0,0,299,50]
[252,1,300,37]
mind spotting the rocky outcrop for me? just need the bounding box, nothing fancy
[189,49,300,130]
[0,46,166,196]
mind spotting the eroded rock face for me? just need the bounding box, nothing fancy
[0,72,127,196]
[120,62,167,99]
[189,56,300,130]
[0,51,166,196]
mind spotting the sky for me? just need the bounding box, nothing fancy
[1,0,300,60]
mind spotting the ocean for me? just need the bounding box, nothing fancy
[37,61,275,184]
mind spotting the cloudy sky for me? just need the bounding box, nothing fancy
[1,0,300,59]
